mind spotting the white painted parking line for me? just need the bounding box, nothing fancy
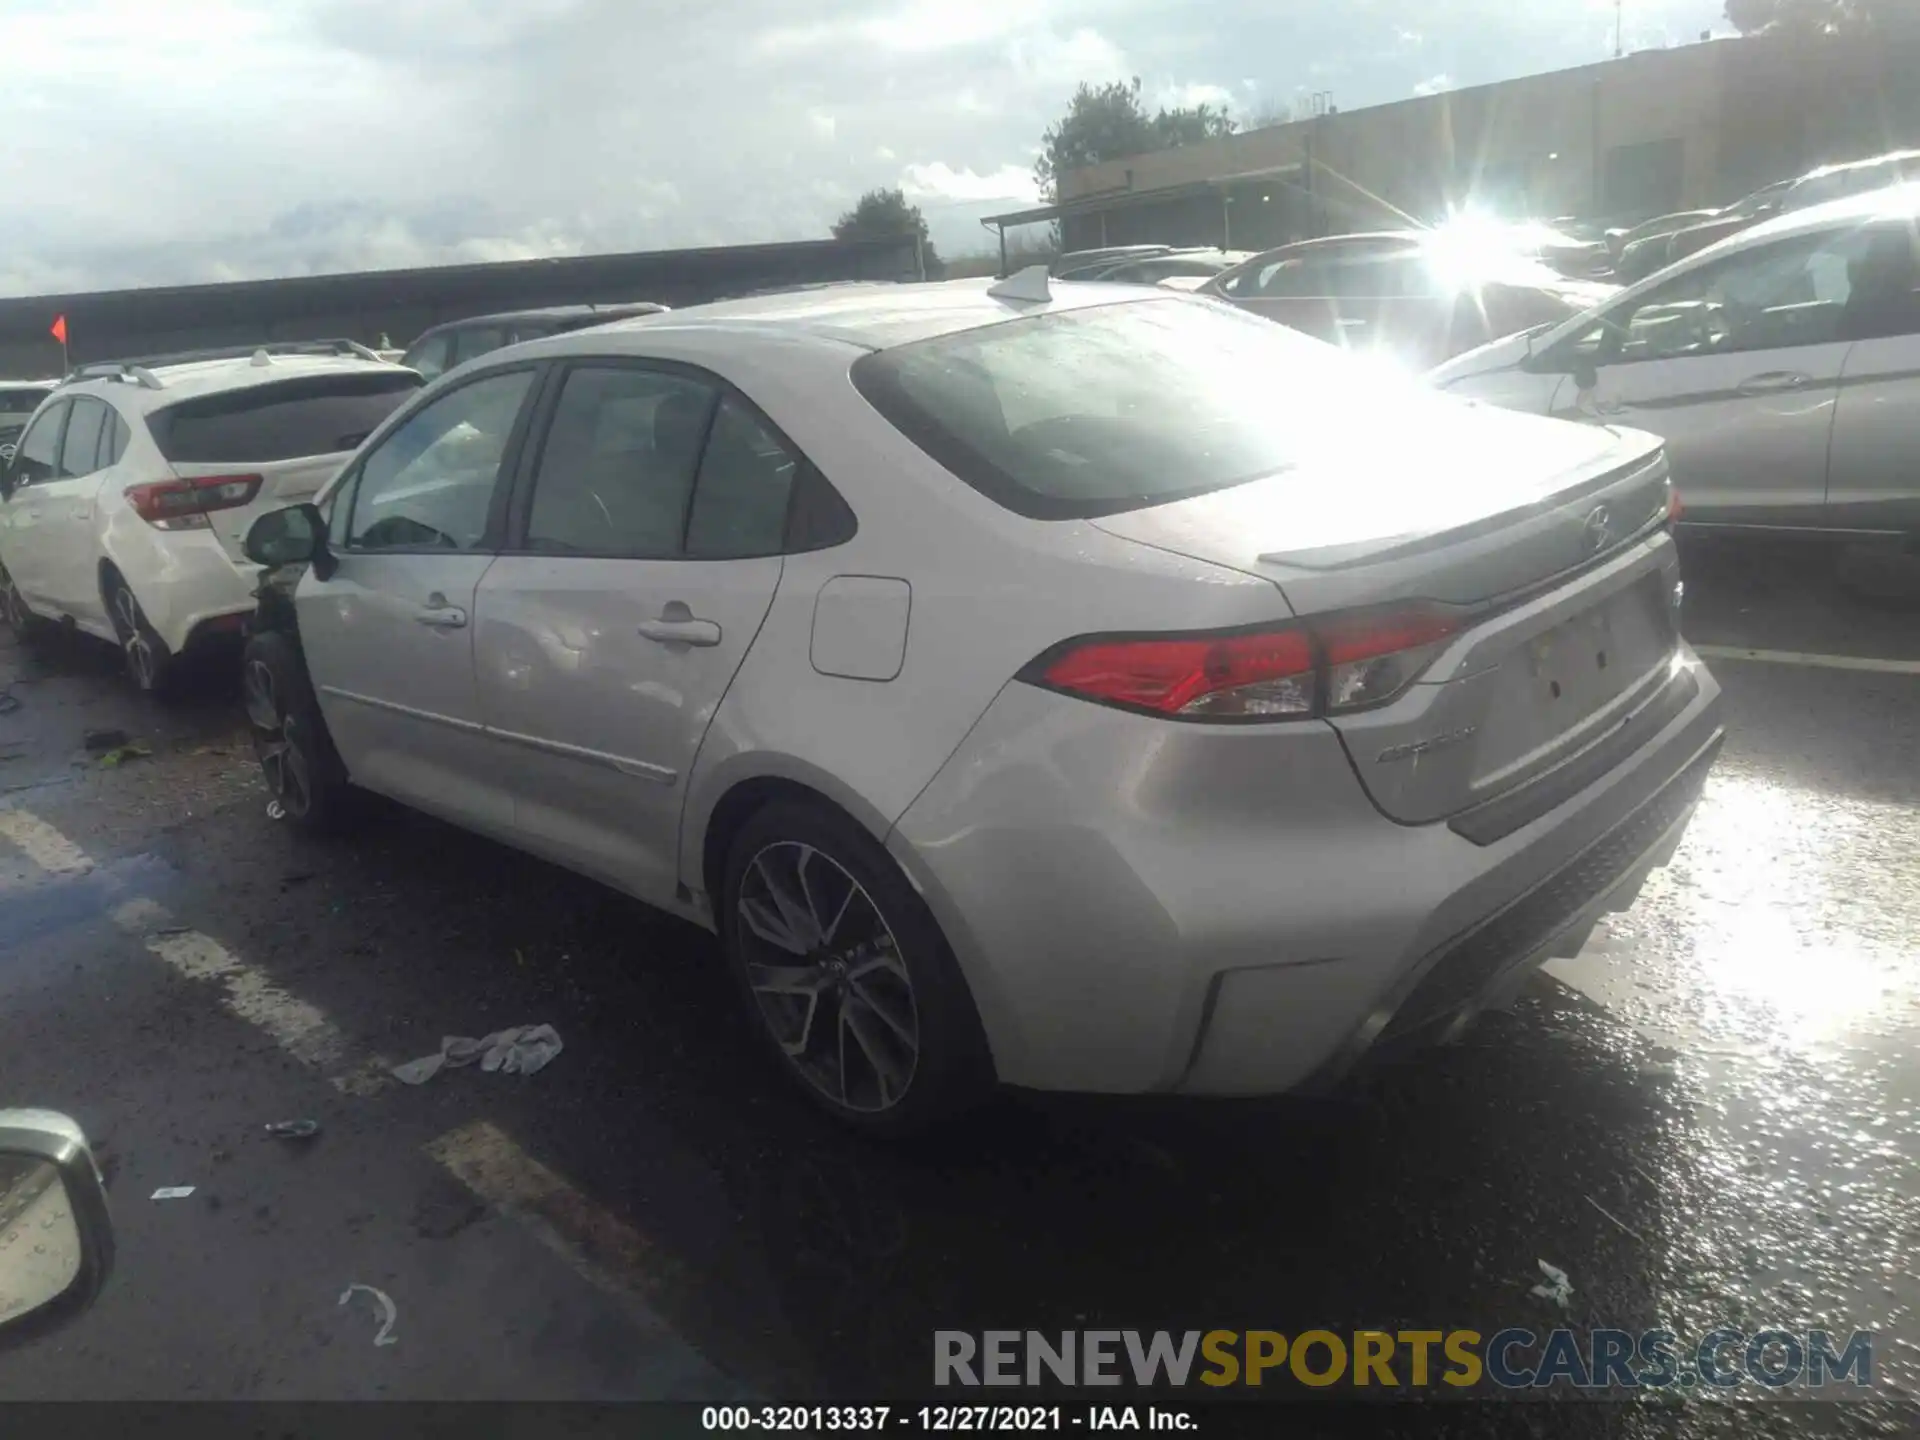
[0,809,95,876]
[0,808,389,1094]
[1693,644,1920,675]
[426,1120,674,1315]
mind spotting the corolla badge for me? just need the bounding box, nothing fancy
[1377,726,1478,764]
[1582,504,1614,554]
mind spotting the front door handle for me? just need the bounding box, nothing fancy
[637,601,721,647]
[1736,370,1812,395]
[414,593,468,629]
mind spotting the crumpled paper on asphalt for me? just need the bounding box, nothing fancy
[390,1024,563,1085]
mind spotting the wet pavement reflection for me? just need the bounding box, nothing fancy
[0,548,1915,1434]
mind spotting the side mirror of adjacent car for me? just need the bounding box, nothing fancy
[0,1110,114,1352]
[1571,356,1599,392]
[244,502,334,580]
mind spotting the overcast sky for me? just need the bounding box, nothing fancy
[0,0,1725,297]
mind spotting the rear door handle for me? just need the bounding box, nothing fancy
[638,602,721,647]
[1736,371,1812,395]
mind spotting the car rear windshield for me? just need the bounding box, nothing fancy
[146,371,423,464]
[850,297,1406,519]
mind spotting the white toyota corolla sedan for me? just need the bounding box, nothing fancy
[238,275,1724,1134]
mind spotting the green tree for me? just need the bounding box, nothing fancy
[1034,77,1237,201]
[1725,0,1917,34]
[832,187,940,276]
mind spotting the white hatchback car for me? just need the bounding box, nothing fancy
[238,278,1722,1134]
[0,342,421,692]
[1431,186,1920,540]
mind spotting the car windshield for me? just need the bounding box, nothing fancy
[851,296,1434,519]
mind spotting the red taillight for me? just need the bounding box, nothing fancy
[1666,486,1684,525]
[126,474,263,530]
[1029,604,1462,722]
[1039,629,1316,718]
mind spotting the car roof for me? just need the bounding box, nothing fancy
[413,303,667,341]
[55,350,414,412]
[1684,179,1920,260]
[1534,182,1920,348]
[506,277,1184,355]
[1799,148,1920,181]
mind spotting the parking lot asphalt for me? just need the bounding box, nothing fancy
[0,539,1915,1436]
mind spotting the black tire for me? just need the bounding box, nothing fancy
[0,560,50,644]
[719,800,994,1137]
[242,629,356,835]
[104,572,180,697]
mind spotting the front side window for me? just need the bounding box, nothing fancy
[58,398,108,479]
[1549,227,1886,367]
[347,368,535,551]
[9,402,68,489]
[524,366,716,558]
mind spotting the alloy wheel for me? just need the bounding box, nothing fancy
[737,840,919,1114]
[0,566,28,636]
[111,585,157,690]
[244,657,311,816]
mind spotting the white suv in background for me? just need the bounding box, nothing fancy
[0,341,421,693]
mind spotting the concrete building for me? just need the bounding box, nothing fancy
[987,33,1920,259]
[0,236,920,379]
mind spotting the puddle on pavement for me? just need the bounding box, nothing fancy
[0,850,184,958]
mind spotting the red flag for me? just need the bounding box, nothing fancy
[49,314,67,345]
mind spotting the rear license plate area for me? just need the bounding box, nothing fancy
[1521,575,1671,716]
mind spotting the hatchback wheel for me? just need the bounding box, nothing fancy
[243,630,353,834]
[1,562,46,643]
[721,801,992,1135]
[107,577,177,695]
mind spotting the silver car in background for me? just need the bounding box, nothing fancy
[1431,186,1920,541]
[239,278,1723,1134]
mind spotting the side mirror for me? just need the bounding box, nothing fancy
[1571,356,1599,392]
[0,1110,113,1350]
[244,502,333,579]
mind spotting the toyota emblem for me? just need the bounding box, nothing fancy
[1582,505,1613,554]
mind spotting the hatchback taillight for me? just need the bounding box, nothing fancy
[126,474,262,531]
[1025,603,1463,722]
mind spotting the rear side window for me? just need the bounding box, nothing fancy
[146,372,422,464]
[59,398,108,478]
[453,327,507,364]
[852,297,1419,519]
[403,334,451,380]
[0,387,47,426]
[525,367,717,559]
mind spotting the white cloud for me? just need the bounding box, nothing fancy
[0,0,1729,296]
[901,161,1040,203]
[1158,81,1235,111]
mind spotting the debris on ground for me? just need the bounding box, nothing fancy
[266,800,286,821]
[97,743,152,768]
[0,690,19,716]
[264,1119,320,1141]
[1529,1259,1574,1309]
[1585,1194,1644,1241]
[82,728,131,752]
[338,1282,399,1347]
[150,1186,196,1200]
[391,1024,564,1085]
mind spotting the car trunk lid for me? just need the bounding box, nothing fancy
[1092,405,1681,824]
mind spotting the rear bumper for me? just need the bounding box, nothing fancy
[889,649,1723,1097]
[101,510,259,654]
